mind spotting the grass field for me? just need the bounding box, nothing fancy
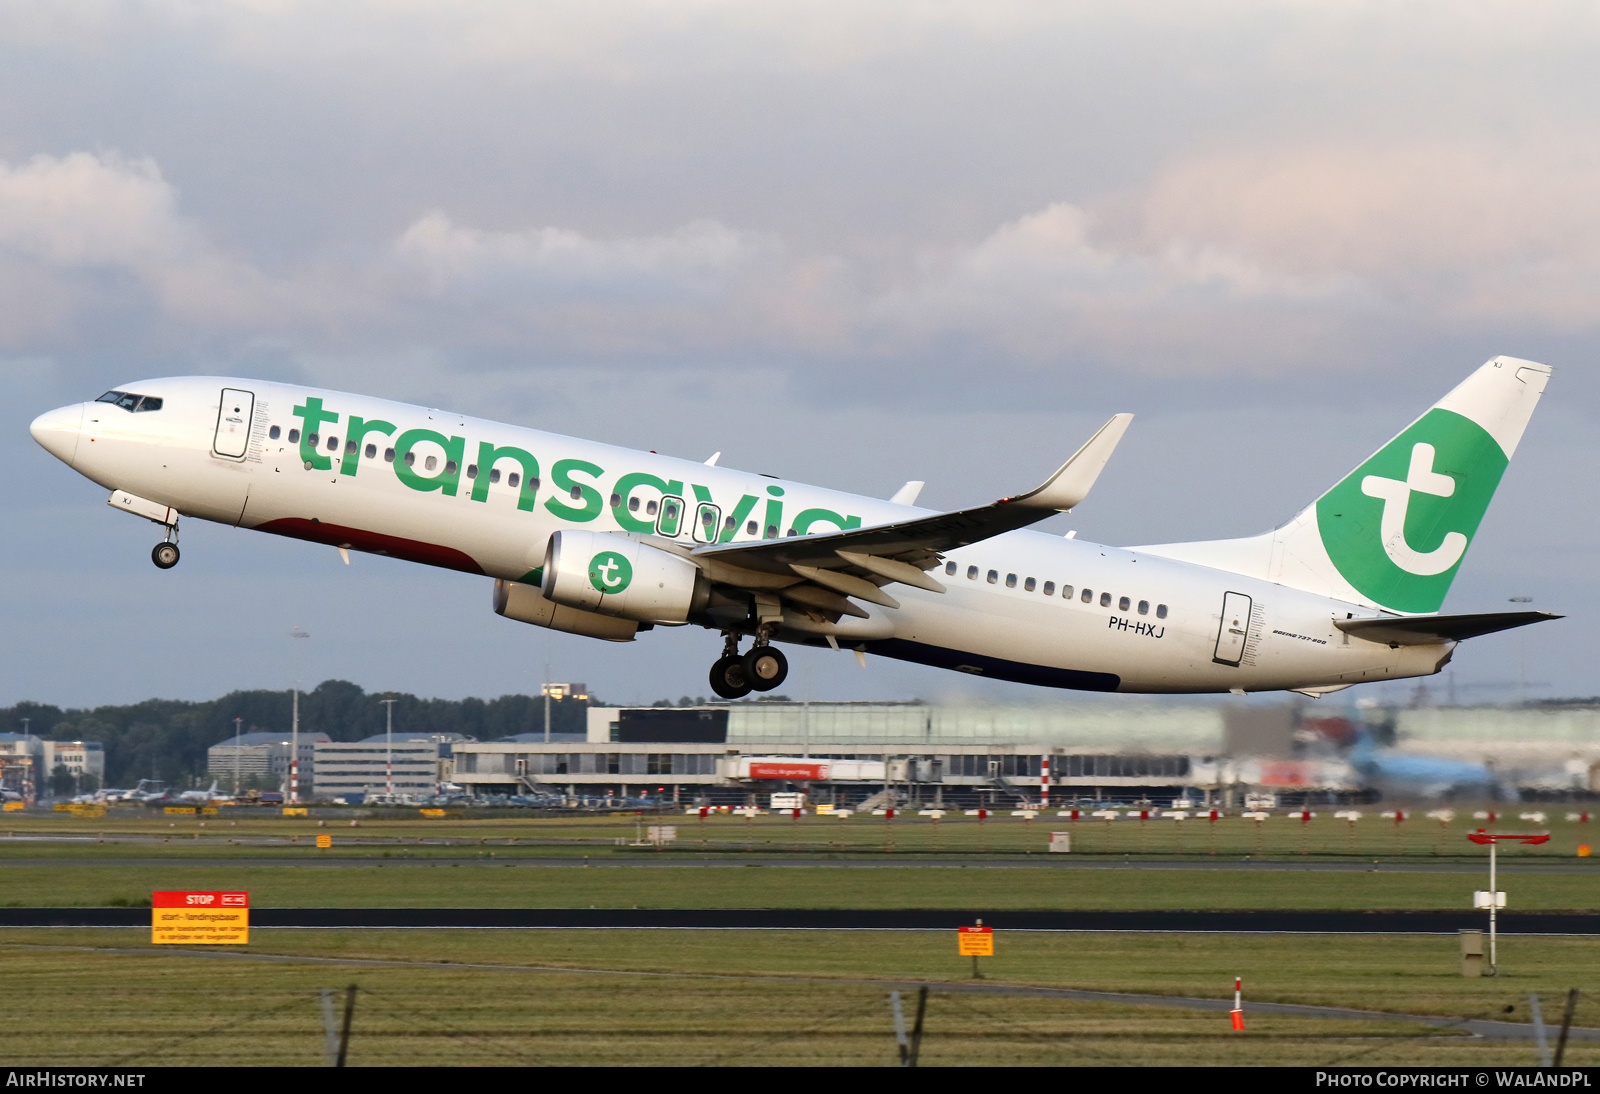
[2,808,1595,1066]
[3,804,1596,860]
[1,929,1595,1067]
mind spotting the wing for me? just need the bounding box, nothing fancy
[687,414,1132,616]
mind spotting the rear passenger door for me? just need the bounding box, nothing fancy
[1212,592,1251,666]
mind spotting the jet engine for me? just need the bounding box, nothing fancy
[492,578,639,642]
[542,530,707,623]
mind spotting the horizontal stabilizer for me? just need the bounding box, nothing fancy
[1335,610,1560,646]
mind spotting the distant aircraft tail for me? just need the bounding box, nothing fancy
[1136,357,1551,614]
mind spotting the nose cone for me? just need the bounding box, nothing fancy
[30,403,84,467]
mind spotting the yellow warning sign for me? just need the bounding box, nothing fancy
[957,926,994,957]
[282,807,308,816]
[316,834,332,848]
[152,891,249,945]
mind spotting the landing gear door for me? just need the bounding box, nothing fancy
[213,388,255,459]
[1213,592,1251,666]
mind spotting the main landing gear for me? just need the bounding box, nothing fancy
[151,523,180,569]
[709,629,789,699]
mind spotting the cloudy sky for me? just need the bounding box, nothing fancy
[3,1,1595,713]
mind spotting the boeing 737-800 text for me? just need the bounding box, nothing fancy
[30,357,1558,698]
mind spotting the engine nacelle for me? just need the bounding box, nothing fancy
[542,530,706,623]
[493,578,639,642]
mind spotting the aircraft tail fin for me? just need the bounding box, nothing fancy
[1135,357,1550,614]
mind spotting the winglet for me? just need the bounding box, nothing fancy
[1011,413,1133,511]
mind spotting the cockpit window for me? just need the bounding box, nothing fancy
[96,390,162,413]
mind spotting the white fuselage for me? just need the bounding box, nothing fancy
[31,377,1450,694]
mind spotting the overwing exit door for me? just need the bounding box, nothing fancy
[213,388,255,459]
[1213,592,1252,666]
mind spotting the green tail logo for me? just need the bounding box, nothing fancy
[1316,409,1507,613]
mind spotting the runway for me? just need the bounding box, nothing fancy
[4,907,1597,932]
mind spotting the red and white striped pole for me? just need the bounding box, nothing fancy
[1230,977,1244,1030]
[1040,756,1050,808]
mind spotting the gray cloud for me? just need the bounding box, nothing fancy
[3,1,1595,706]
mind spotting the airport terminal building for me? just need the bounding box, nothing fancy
[452,701,1299,807]
[449,700,1600,806]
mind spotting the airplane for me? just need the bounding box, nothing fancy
[176,780,233,805]
[1342,732,1500,800]
[29,356,1560,699]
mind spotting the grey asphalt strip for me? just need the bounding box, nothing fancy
[3,907,1597,932]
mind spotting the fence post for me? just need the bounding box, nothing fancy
[336,983,357,1067]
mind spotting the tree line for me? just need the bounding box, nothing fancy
[3,680,594,789]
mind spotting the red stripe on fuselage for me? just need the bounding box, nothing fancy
[254,517,485,575]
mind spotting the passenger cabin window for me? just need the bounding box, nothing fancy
[1005,573,1017,588]
[424,455,437,471]
[269,425,281,440]
[629,498,641,512]
[1081,588,1093,603]
[1024,577,1036,592]
[1061,585,1073,599]
[1042,581,1055,596]
[646,500,658,516]
[765,525,778,538]
[403,452,415,467]
[308,433,320,447]
[1119,596,1131,611]
[366,444,378,459]
[507,472,520,489]
[747,521,758,535]
[1156,604,1168,619]
[383,447,394,463]
[724,516,737,532]
[1100,592,1112,607]
[986,570,998,584]
[610,493,622,508]
[289,429,301,444]
[327,436,339,451]
[967,565,978,580]
[569,485,582,500]
[466,464,477,478]
[1138,600,1149,615]
[444,460,458,475]
[344,440,356,455]
[945,562,957,576]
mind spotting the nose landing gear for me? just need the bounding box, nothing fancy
[151,523,180,569]
[708,629,790,699]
